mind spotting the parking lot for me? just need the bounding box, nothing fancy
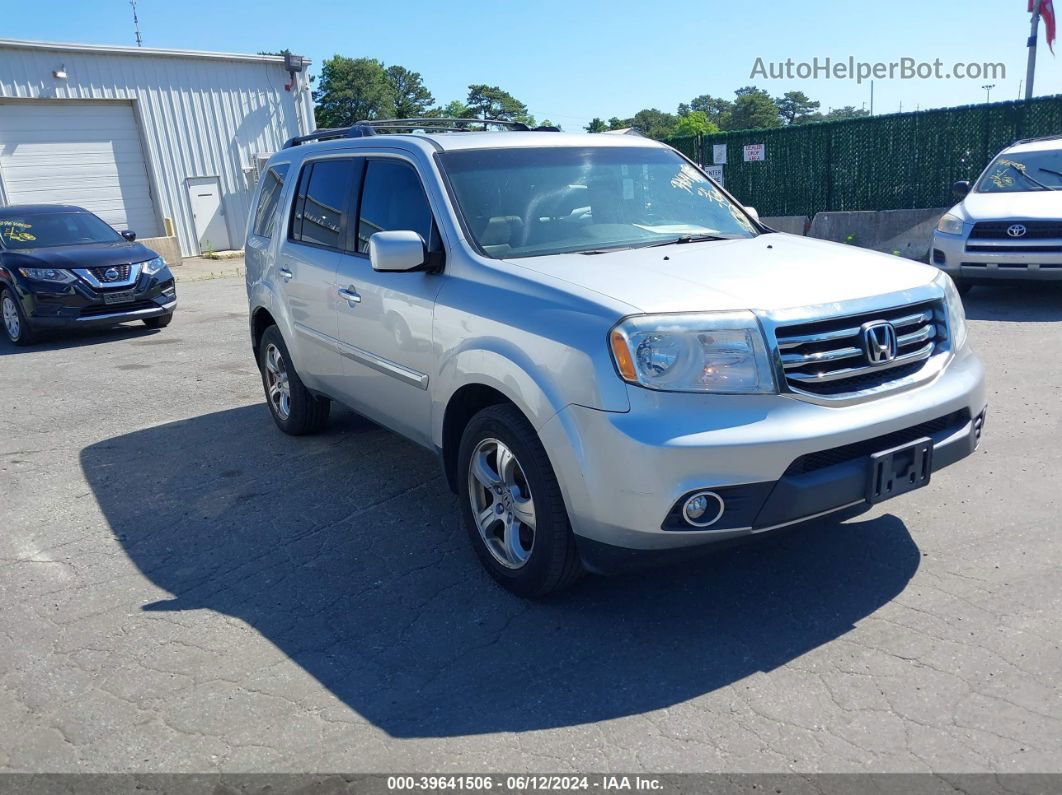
[1,273,1060,773]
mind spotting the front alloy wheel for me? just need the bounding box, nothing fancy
[468,438,537,569]
[2,293,20,342]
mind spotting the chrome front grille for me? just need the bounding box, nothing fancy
[775,300,946,397]
[88,264,132,283]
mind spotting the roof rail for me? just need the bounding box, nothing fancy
[282,123,377,149]
[282,118,561,147]
[1010,133,1062,146]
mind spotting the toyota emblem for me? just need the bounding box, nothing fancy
[1006,223,1027,238]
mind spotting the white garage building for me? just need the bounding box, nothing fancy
[0,38,314,258]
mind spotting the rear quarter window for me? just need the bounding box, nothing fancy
[251,165,290,238]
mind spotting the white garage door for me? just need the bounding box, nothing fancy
[0,101,160,236]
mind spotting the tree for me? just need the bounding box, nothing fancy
[689,94,734,128]
[428,99,476,119]
[776,90,821,125]
[585,117,608,133]
[630,108,678,139]
[466,84,533,124]
[314,56,395,127]
[607,116,630,130]
[386,65,434,118]
[823,105,871,121]
[673,110,718,137]
[724,86,781,131]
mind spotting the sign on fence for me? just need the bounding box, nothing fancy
[713,144,727,165]
[705,165,724,187]
[743,144,766,162]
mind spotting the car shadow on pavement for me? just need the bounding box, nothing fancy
[0,323,160,355]
[962,282,1062,322]
[81,404,920,738]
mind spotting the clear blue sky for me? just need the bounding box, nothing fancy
[4,0,1061,129]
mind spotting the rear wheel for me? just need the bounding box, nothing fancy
[458,404,583,597]
[1,287,37,346]
[258,325,330,435]
[143,314,172,329]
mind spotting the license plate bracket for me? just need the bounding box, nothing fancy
[103,289,136,305]
[866,436,933,504]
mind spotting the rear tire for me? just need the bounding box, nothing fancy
[143,314,172,329]
[1,287,38,346]
[258,325,330,435]
[457,403,584,597]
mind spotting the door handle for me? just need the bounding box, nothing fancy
[278,267,293,282]
[338,286,362,305]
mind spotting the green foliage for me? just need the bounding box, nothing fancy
[585,117,608,133]
[690,94,734,128]
[386,65,434,118]
[823,105,871,121]
[314,56,395,127]
[673,110,718,137]
[725,86,781,131]
[629,108,678,139]
[607,117,628,130]
[776,91,821,125]
[466,84,534,125]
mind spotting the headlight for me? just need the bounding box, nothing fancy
[141,256,166,275]
[18,267,76,283]
[936,272,968,351]
[936,212,965,235]
[609,311,776,393]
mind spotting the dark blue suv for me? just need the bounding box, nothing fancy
[0,204,176,345]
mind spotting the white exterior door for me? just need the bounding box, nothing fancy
[186,176,230,253]
[0,100,159,236]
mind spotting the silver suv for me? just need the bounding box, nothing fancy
[932,135,1062,292]
[245,119,987,596]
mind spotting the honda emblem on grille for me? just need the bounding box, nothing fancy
[104,267,120,281]
[1006,223,1027,238]
[862,321,898,364]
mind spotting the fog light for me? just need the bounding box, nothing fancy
[682,491,725,527]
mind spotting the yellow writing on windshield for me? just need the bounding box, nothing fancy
[0,220,36,242]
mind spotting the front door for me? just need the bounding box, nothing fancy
[335,158,443,446]
[187,177,231,253]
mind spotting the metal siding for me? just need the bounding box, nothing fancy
[0,44,309,256]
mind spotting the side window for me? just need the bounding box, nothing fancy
[251,164,289,238]
[290,159,357,249]
[357,160,434,254]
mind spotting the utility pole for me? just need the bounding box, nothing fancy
[1026,0,1041,100]
[130,0,143,47]
[1018,79,1024,98]
[870,80,874,115]
[983,83,996,103]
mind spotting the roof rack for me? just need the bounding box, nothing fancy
[1010,133,1062,146]
[282,118,560,148]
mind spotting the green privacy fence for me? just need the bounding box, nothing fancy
[664,95,1062,218]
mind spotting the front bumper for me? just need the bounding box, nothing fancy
[932,230,1062,281]
[539,345,987,573]
[17,268,177,330]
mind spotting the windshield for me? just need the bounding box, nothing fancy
[438,146,758,258]
[0,211,122,250]
[976,150,1062,193]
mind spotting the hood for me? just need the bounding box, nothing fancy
[3,241,156,269]
[958,190,1062,221]
[505,233,938,315]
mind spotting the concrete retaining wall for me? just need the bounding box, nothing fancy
[762,215,811,235]
[807,208,948,261]
[140,235,183,268]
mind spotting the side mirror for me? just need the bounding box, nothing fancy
[369,230,426,272]
[121,230,136,241]
[743,206,759,222]
[952,180,971,199]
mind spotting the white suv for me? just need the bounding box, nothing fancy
[245,119,986,596]
[932,135,1062,292]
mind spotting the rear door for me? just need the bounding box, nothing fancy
[334,157,444,445]
[274,158,361,390]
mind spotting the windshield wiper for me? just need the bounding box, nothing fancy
[645,234,728,248]
[1004,163,1059,191]
[1038,166,1062,180]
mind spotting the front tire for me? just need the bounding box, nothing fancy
[458,404,583,597]
[1,287,37,346]
[258,325,330,435]
[143,314,172,329]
